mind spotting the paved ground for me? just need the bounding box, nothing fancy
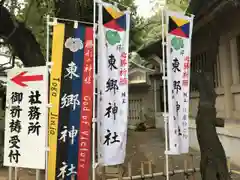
[102,129,240,180]
[0,167,44,180]
[0,129,240,180]
[102,129,202,180]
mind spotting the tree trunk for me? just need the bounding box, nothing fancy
[190,16,231,179]
[193,72,230,180]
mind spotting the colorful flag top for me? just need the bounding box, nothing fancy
[168,14,191,38]
[103,3,127,31]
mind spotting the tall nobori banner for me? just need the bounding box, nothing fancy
[48,23,93,180]
[166,10,194,154]
[4,66,48,169]
[97,2,130,165]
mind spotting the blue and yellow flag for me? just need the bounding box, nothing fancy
[48,22,93,180]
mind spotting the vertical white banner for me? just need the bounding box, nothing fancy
[166,10,194,154]
[4,66,48,169]
[97,2,130,165]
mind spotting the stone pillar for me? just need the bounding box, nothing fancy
[219,41,234,118]
[230,37,240,84]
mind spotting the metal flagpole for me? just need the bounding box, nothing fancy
[92,0,97,180]
[44,14,50,180]
[48,16,94,25]
[161,7,169,180]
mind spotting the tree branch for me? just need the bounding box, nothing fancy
[134,20,161,32]
[0,0,7,6]
[24,0,34,23]
[0,6,45,67]
[55,0,81,20]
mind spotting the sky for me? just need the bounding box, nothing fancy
[135,0,154,18]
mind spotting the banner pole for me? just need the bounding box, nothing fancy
[92,0,97,180]
[161,7,169,180]
[44,14,50,180]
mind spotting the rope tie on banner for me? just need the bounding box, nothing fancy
[74,21,78,29]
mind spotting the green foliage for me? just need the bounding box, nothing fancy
[13,0,140,53]
[5,0,189,56]
[134,0,189,50]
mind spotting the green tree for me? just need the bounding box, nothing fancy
[0,0,141,67]
[133,0,189,50]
